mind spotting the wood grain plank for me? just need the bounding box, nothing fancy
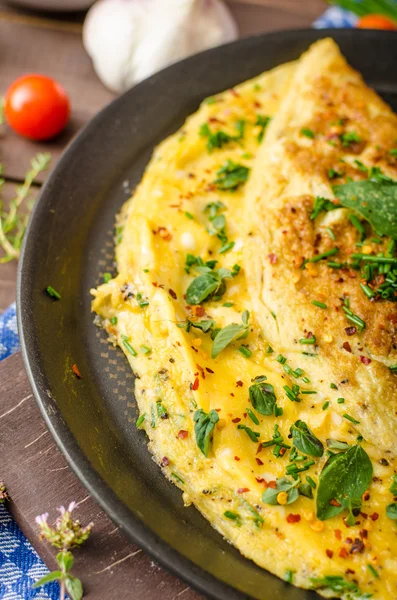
[0,352,203,600]
[228,2,322,36]
[227,0,325,18]
[0,181,39,312]
[0,19,115,183]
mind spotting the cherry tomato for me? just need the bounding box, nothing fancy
[4,74,70,141]
[356,14,397,30]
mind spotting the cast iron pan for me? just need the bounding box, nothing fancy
[17,29,397,600]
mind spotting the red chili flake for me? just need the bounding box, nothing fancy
[72,364,82,379]
[334,529,342,540]
[363,491,370,501]
[229,87,240,97]
[192,377,199,391]
[193,305,205,317]
[326,549,334,559]
[256,444,262,455]
[237,488,250,494]
[286,514,301,524]
[190,346,198,353]
[339,548,349,559]
[230,393,235,397]
[360,512,368,519]
[255,458,264,466]
[360,356,371,365]
[206,367,214,374]
[160,456,170,467]
[279,447,287,456]
[234,456,241,461]
[350,538,365,554]
[232,417,241,423]
[370,512,379,521]
[243,412,247,418]
[236,380,243,387]
[345,326,357,336]
[267,480,277,489]
[256,477,265,484]
[330,499,342,507]
[342,341,352,353]
[215,408,221,412]
[153,226,172,240]
[345,537,353,544]
[169,289,177,299]
[196,364,205,379]
[359,529,368,539]
[346,568,355,575]
[268,253,277,264]
[177,430,188,439]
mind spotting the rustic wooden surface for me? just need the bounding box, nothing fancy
[0,1,325,598]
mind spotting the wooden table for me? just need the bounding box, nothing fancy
[0,1,325,597]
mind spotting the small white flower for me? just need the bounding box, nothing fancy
[35,513,49,526]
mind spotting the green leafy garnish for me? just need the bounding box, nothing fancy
[214,160,250,191]
[386,502,397,520]
[333,179,397,238]
[248,375,277,416]
[316,444,373,524]
[340,131,361,147]
[290,420,324,457]
[310,196,338,220]
[193,408,219,456]
[310,575,360,595]
[390,474,397,496]
[177,318,216,333]
[46,285,61,300]
[300,128,315,139]
[262,477,300,505]
[211,310,249,358]
[186,266,233,305]
[199,120,245,152]
[255,115,271,143]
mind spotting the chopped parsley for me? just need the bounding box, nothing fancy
[340,131,361,147]
[255,114,271,143]
[214,160,250,191]
[300,127,315,139]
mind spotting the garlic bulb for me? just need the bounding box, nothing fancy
[83,0,238,93]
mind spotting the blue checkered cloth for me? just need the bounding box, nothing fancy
[0,5,359,597]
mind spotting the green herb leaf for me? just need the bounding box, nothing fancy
[298,482,314,499]
[65,574,83,600]
[316,444,373,522]
[340,131,361,147]
[301,128,315,139]
[33,571,63,588]
[249,376,277,416]
[333,179,397,238]
[390,474,397,496]
[46,285,61,300]
[211,323,246,358]
[290,420,324,457]
[255,114,271,143]
[386,502,397,520]
[262,477,299,505]
[193,408,219,456]
[186,273,220,305]
[214,160,250,191]
[326,439,351,451]
[310,196,338,220]
[56,551,74,573]
[311,575,359,595]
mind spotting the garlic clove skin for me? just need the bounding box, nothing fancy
[83,0,238,94]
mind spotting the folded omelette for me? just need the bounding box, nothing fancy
[92,39,397,599]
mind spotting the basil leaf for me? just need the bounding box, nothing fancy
[65,575,83,600]
[290,420,324,457]
[211,323,246,359]
[386,502,397,520]
[249,377,277,416]
[333,179,397,238]
[316,444,373,521]
[390,474,397,496]
[298,482,314,499]
[262,477,299,505]
[193,408,219,456]
[186,273,219,305]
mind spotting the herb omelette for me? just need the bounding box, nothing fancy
[92,39,397,599]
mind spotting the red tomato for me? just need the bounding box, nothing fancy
[4,74,70,141]
[356,14,397,30]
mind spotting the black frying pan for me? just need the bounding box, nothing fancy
[17,28,397,600]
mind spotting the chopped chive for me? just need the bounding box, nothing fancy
[354,159,368,172]
[301,390,317,394]
[302,376,310,384]
[276,354,287,364]
[266,346,273,354]
[223,302,234,307]
[103,272,112,283]
[270,311,277,320]
[337,397,345,404]
[367,564,380,579]
[360,283,375,299]
[219,241,235,254]
[224,511,241,525]
[275,406,283,417]
[121,335,137,357]
[110,316,118,325]
[343,413,360,425]
[309,248,339,263]
[238,345,252,358]
[143,268,149,273]
[171,472,185,485]
[351,254,397,264]
[299,336,316,345]
[237,424,260,442]
[326,227,336,240]
[46,285,61,300]
[390,365,397,374]
[330,383,338,390]
[322,401,330,410]
[327,261,344,268]
[306,476,316,489]
[136,414,146,428]
[140,345,152,354]
[184,211,194,220]
[312,300,327,309]
[349,214,365,240]
[139,300,150,308]
[246,407,259,425]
